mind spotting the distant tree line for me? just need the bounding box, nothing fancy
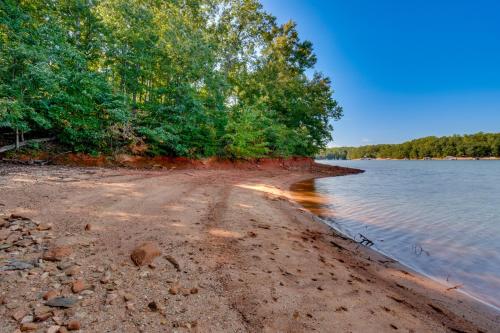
[318,133,500,160]
[0,0,342,158]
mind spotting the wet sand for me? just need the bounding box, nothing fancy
[0,164,498,332]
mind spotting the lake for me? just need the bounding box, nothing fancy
[305,160,500,311]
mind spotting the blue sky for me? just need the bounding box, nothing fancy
[260,0,500,147]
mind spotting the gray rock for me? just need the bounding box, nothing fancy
[0,259,36,271]
[45,296,78,308]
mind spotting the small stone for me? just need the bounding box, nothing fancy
[168,285,179,295]
[52,316,63,325]
[21,315,34,323]
[47,326,60,333]
[181,288,191,296]
[80,290,93,296]
[35,311,53,322]
[65,266,80,277]
[58,327,68,333]
[66,320,80,331]
[84,224,94,231]
[36,223,52,231]
[43,246,72,262]
[190,288,198,294]
[12,309,27,321]
[45,297,77,308]
[71,280,88,293]
[43,290,59,301]
[130,242,160,266]
[20,323,38,331]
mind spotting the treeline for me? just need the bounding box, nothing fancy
[318,133,500,160]
[0,0,341,158]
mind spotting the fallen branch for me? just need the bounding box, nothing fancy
[0,137,55,153]
[1,158,48,165]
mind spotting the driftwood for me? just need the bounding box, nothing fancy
[356,233,374,247]
[0,137,55,153]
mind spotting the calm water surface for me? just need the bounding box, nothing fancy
[312,160,500,310]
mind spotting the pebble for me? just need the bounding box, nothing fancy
[20,323,38,331]
[43,246,72,262]
[66,320,80,331]
[71,279,88,293]
[12,309,27,321]
[130,242,160,266]
[21,315,34,324]
[65,266,80,277]
[46,326,60,333]
[43,290,59,301]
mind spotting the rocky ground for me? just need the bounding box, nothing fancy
[0,164,498,333]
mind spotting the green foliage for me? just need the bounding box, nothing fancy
[0,0,341,157]
[318,133,500,159]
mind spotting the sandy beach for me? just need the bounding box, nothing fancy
[0,163,498,332]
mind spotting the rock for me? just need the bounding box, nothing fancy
[12,309,27,322]
[58,327,69,333]
[36,223,52,231]
[190,288,199,294]
[47,326,60,333]
[0,259,35,271]
[57,262,74,271]
[64,266,80,277]
[181,288,191,296]
[45,297,77,308]
[20,323,38,331]
[84,224,94,231]
[35,311,53,322]
[52,316,63,325]
[71,279,88,293]
[66,320,80,331]
[168,285,179,295]
[43,246,72,262]
[43,290,59,301]
[21,315,34,323]
[130,242,160,266]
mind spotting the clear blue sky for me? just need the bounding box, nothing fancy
[260,0,500,147]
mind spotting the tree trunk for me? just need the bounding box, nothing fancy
[15,129,19,150]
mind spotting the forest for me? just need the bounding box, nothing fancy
[318,133,500,160]
[0,0,342,158]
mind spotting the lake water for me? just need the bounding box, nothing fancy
[305,160,500,311]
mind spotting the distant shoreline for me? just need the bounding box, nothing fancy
[318,157,500,161]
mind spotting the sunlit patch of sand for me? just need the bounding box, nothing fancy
[208,228,242,238]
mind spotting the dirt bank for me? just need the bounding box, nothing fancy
[0,164,498,332]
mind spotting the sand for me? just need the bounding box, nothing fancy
[0,164,498,332]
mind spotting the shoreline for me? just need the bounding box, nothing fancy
[290,177,500,313]
[0,163,498,332]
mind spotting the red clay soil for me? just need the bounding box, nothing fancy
[23,153,364,175]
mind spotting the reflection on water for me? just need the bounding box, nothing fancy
[292,160,500,311]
